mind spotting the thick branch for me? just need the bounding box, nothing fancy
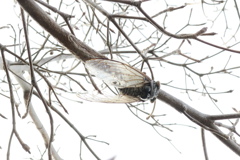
[158,89,240,156]
[17,0,106,62]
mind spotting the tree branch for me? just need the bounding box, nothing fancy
[157,89,240,156]
[17,0,106,62]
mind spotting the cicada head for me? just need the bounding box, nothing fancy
[139,80,160,102]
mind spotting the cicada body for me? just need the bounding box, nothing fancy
[78,59,160,103]
[118,80,160,103]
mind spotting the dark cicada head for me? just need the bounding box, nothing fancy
[140,81,160,103]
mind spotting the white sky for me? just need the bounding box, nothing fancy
[0,0,240,160]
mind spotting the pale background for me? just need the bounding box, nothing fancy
[0,0,240,160]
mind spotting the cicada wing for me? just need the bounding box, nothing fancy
[85,59,148,88]
[77,91,140,103]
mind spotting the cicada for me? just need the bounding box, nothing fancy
[77,59,160,103]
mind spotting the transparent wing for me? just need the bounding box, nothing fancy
[77,91,140,103]
[85,59,148,88]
